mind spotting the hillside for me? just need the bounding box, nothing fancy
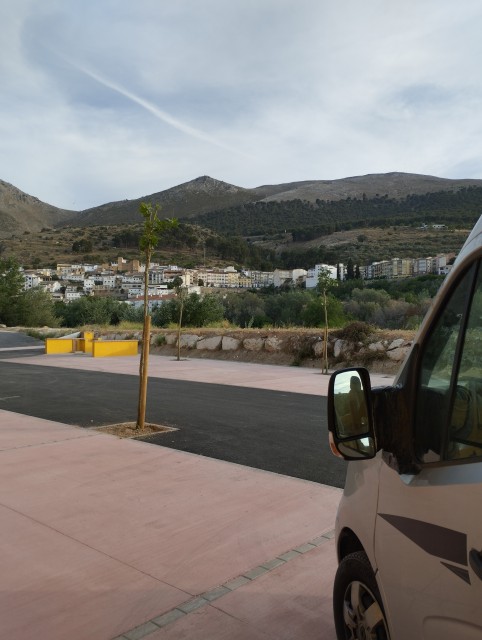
[3,172,482,236]
[1,221,470,271]
[58,172,482,228]
[255,172,482,203]
[190,186,482,237]
[65,176,258,227]
[0,180,75,237]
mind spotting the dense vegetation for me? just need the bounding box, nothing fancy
[189,187,482,237]
[112,223,277,269]
[0,258,59,327]
[216,275,442,330]
[112,221,468,271]
[50,277,436,331]
[0,254,442,332]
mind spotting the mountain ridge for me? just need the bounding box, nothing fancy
[0,180,75,236]
[1,172,482,236]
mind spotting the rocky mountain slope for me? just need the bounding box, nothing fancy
[0,180,75,237]
[2,172,482,235]
[255,172,482,203]
[65,175,257,227]
[70,172,482,227]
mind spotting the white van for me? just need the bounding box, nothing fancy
[327,216,482,640]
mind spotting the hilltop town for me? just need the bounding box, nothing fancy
[21,245,453,306]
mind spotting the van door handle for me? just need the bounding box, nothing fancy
[469,549,482,580]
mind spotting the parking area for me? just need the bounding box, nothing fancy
[0,351,397,639]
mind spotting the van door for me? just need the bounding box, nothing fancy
[375,260,482,640]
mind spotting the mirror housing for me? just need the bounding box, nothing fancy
[327,367,377,460]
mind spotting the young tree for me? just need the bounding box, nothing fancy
[317,267,338,374]
[301,294,346,328]
[137,203,177,430]
[172,275,186,361]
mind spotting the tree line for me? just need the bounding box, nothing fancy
[189,187,482,237]
[0,257,442,332]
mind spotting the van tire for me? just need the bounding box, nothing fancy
[333,550,390,640]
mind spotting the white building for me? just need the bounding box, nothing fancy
[23,272,42,290]
[246,271,274,288]
[272,268,307,288]
[305,264,337,289]
[83,278,95,291]
[413,258,429,275]
[40,281,62,294]
[64,287,84,302]
[122,274,144,286]
[430,255,447,274]
[127,285,169,299]
[128,293,176,312]
[99,275,117,288]
[148,269,166,284]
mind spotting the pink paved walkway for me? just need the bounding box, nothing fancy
[0,407,341,640]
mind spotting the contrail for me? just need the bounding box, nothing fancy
[54,50,251,158]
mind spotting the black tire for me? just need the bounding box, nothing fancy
[333,550,390,640]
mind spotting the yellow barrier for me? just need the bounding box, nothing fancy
[45,338,75,354]
[92,340,138,358]
[45,332,138,357]
[77,331,94,354]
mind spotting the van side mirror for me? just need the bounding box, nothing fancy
[327,368,377,460]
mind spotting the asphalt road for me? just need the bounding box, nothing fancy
[0,333,346,487]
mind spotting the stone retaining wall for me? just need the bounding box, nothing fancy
[103,328,414,371]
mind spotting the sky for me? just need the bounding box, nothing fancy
[2,0,482,211]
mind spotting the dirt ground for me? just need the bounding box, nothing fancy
[94,422,177,439]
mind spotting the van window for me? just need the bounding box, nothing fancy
[415,262,482,463]
[446,265,482,460]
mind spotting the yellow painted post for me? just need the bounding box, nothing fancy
[81,331,94,354]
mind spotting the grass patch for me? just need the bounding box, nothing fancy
[116,320,144,330]
[22,328,71,340]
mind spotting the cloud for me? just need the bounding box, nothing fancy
[51,52,253,159]
[1,0,482,209]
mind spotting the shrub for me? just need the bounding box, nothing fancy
[290,341,314,366]
[333,321,375,343]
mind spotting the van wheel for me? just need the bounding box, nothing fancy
[333,551,390,640]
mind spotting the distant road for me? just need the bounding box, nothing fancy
[0,329,45,354]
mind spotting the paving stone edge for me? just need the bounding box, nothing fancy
[114,528,335,640]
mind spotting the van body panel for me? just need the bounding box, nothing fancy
[374,462,482,639]
[335,455,382,567]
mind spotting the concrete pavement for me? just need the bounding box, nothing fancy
[0,352,394,640]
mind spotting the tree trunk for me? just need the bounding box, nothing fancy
[323,289,329,374]
[137,314,150,430]
[136,249,151,429]
[176,294,184,361]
